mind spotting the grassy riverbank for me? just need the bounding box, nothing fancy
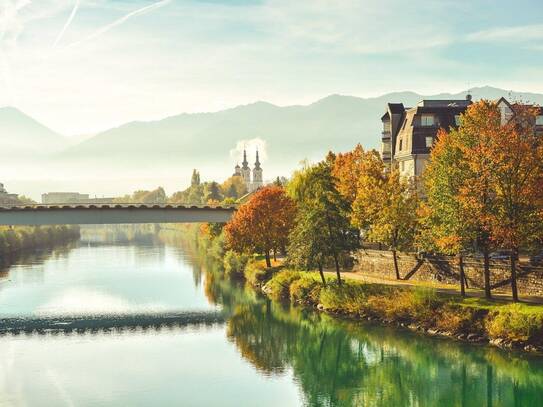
[184,225,543,354]
[231,256,543,353]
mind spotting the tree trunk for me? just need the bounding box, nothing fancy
[483,249,492,299]
[333,253,341,285]
[273,249,277,262]
[510,250,519,302]
[458,254,466,297]
[318,263,326,285]
[265,251,271,268]
[392,249,401,280]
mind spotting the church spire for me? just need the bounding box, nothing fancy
[254,149,261,169]
[242,149,249,169]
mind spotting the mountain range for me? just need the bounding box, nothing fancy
[2,86,543,198]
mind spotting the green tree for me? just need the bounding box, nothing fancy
[191,169,201,187]
[203,181,223,203]
[421,128,473,296]
[288,160,358,284]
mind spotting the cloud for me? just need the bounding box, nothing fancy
[52,0,80,48]
[230,138,267,165]
[466,24,543,43]
[64,0,172,49]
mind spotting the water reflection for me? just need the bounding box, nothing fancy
[200,255,543,407]
[0,235,542,406]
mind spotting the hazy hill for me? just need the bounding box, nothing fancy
[62,86,543,168]
[0,107,67,158]
[3,86,543,199]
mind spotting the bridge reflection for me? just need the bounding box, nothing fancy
[0,310,225,335]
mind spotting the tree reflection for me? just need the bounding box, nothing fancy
[200,263,543,407]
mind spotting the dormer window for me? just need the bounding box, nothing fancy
[425,136,434,148]
[537,115,543,126]
[399,139,403,151]
[421,114,435,127]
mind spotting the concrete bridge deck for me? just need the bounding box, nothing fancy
[0,204,236,225]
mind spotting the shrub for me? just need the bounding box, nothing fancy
[319,281,373,314]
[245,261,281,286]
[289,274,323,304]
[486,304,543,343]
[364,287,443,323]
[223,250,249,278]
[435,303,482,334]
[263,270,302,301]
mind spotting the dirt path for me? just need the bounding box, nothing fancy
[323,270,543,305]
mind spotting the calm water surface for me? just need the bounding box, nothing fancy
[0,237,542,406]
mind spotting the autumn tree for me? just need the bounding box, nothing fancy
[454,101,509,299]
[353,169,417,280]
[421,128,472,296]
[221,176,248,199]
[288,160,359,284]
[224,186,296,267]
[484,103,543,301]
[332,144,384,206]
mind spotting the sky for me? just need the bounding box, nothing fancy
[1,0,543,136]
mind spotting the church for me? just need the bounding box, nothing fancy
[233,149,263,192]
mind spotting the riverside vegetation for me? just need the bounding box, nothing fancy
[118,100,543,353]
[0,225,80,257]
[197,100,543,354]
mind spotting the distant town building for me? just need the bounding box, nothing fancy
[41,192,114,204]
[233,149,264,192]
[0,183,20,205]
[380,95,543,181]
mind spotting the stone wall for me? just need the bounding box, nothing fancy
[354,249,543,297]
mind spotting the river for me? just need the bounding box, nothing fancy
[0,234,542,406]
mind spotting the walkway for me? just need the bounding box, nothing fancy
[324,270,543,305]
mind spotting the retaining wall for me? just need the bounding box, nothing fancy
[354,249,543,297]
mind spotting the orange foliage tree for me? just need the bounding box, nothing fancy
[224,186,297,267]
[332,144,384,206]
[483,103,543,301]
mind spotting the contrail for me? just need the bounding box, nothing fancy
[52,0,80,48]
[65,0,171,49]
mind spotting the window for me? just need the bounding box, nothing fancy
[399,139,403,151]
[400,161,405,172]
[455,115,461,126]
[425,136,433,148]
[383,121,391,132]
[420,114,435,127]
[537,115,543,126]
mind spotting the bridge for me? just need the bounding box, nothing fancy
[0,204,236,225]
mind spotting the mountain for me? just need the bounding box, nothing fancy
[0,107,67,158]
[60,86,543,176]
[4,86,543,199]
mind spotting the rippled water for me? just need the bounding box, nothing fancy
[0,236,542,406]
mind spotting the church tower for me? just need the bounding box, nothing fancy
[240,149,252,190]
[252,150,263,191]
